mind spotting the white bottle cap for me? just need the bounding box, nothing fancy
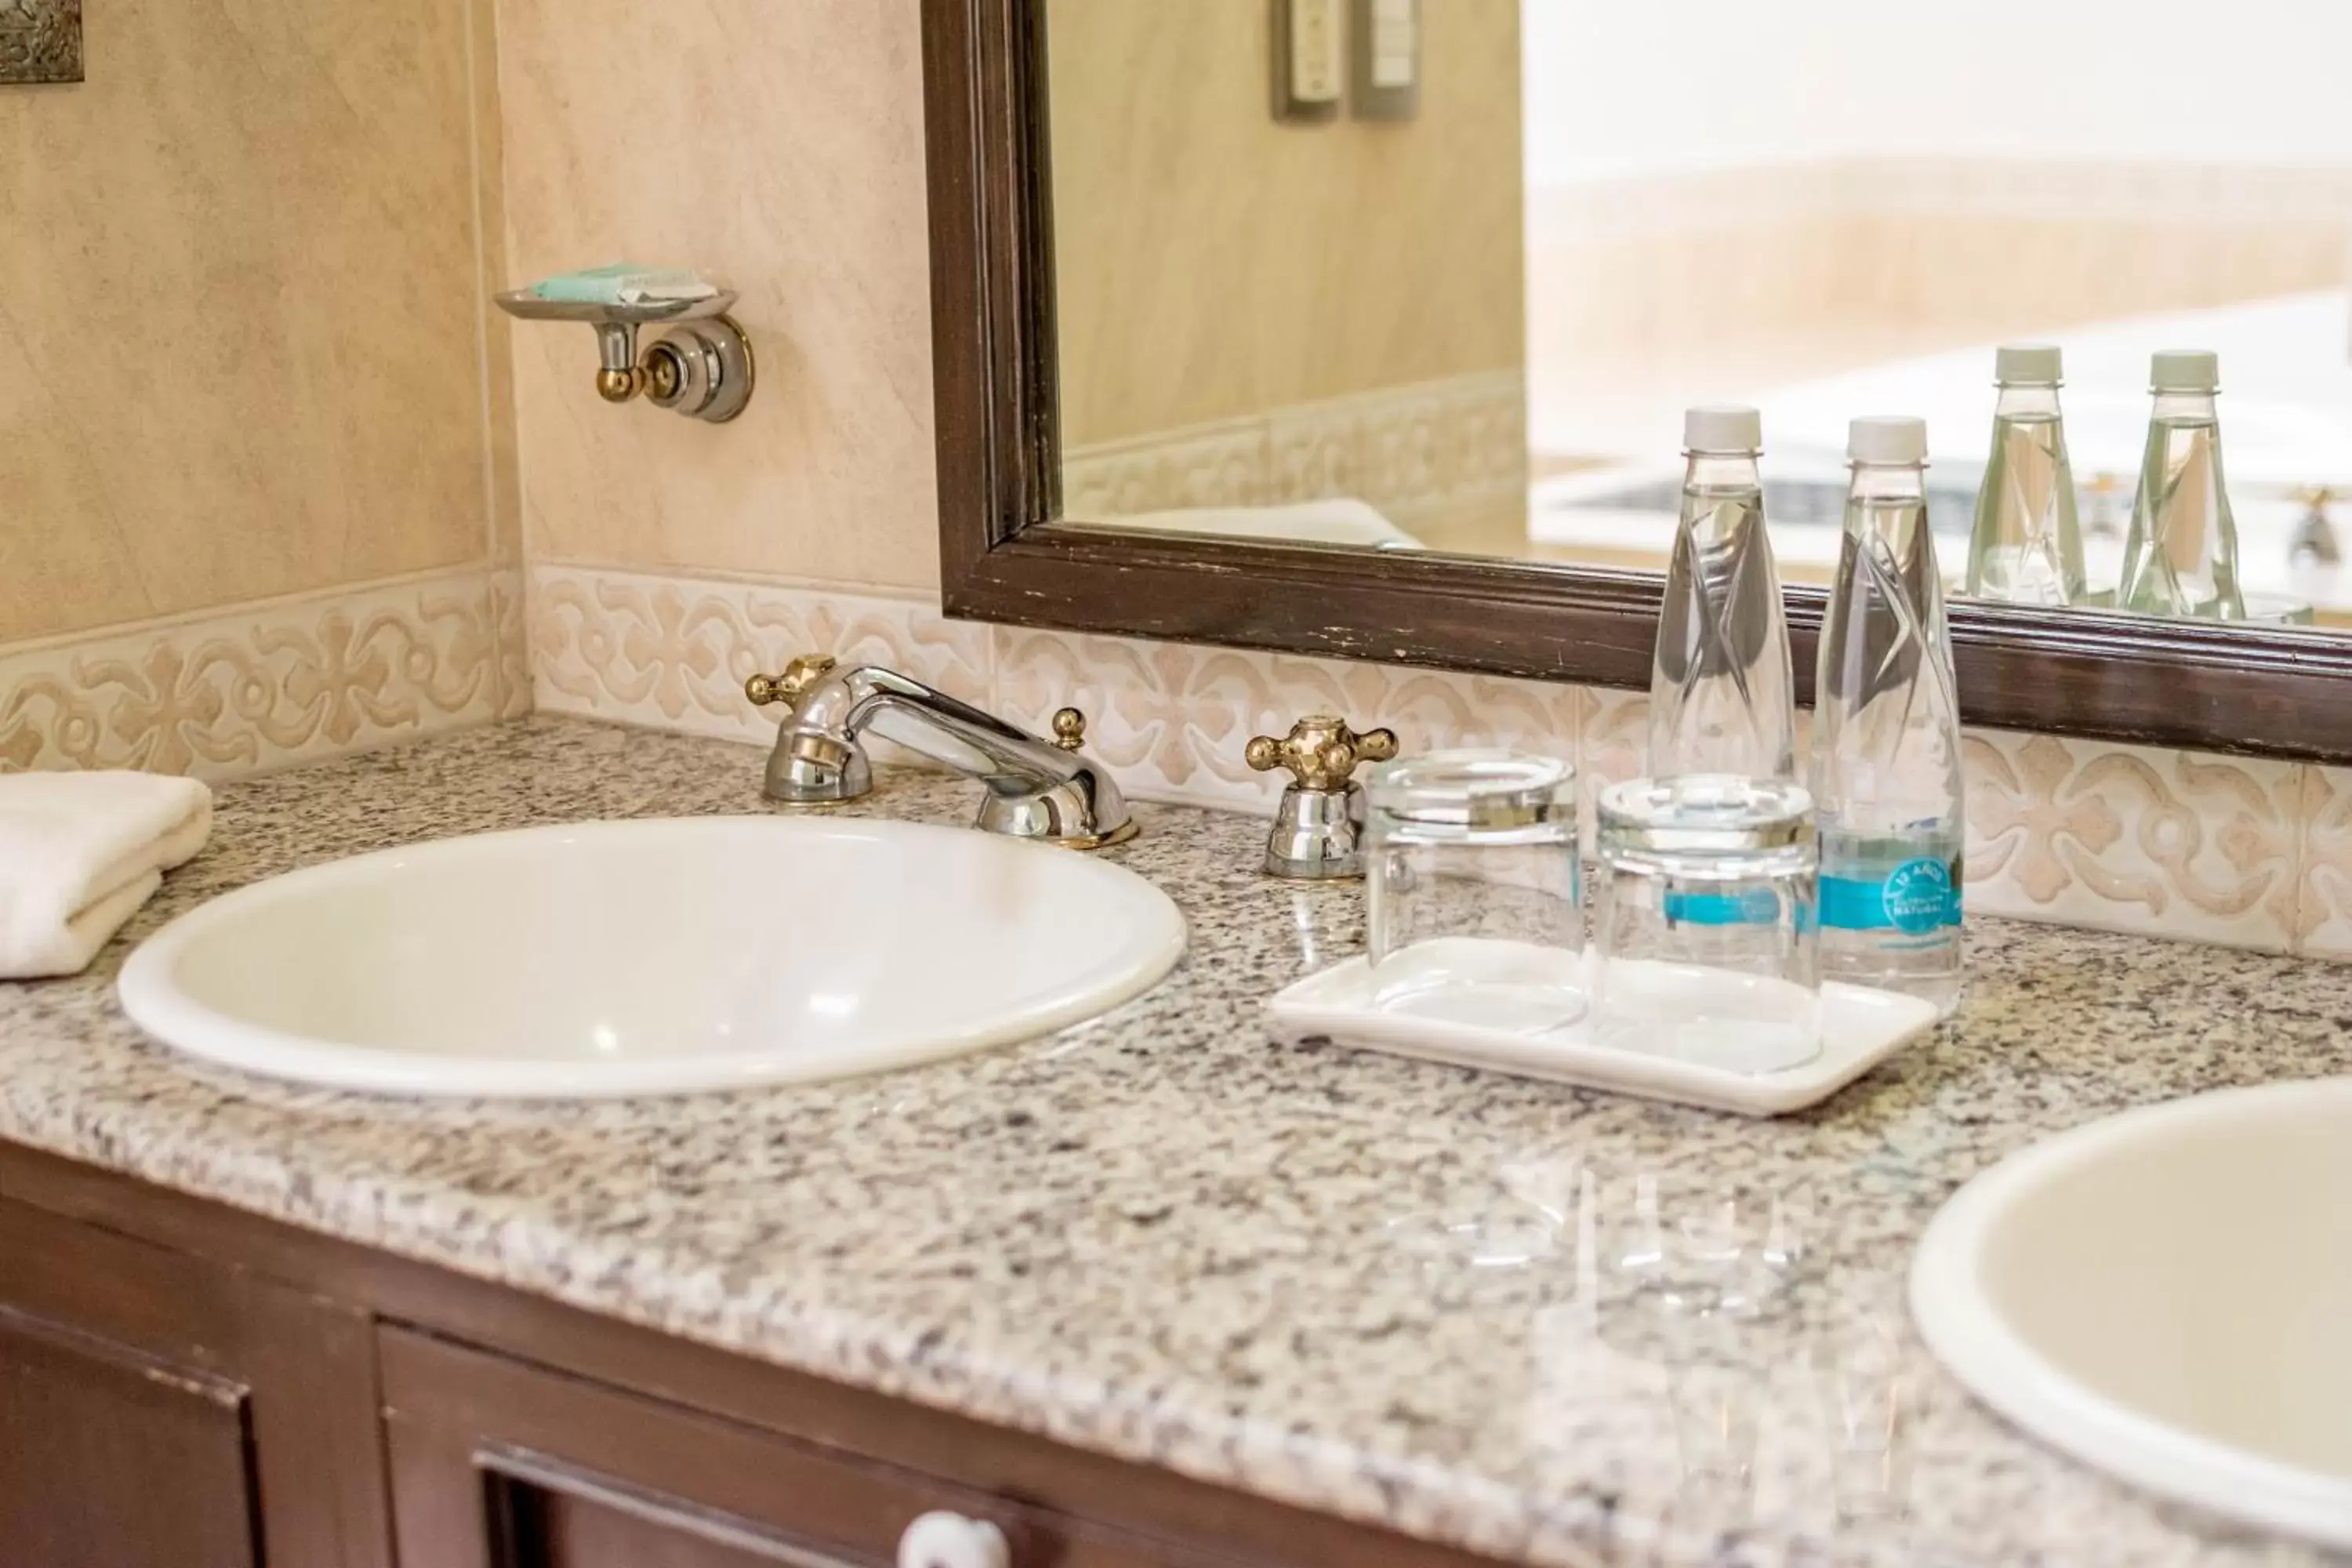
[1994,343,2063,385]
[1848,416,1928,465]
[1682,405,1762,455]
[2151,350,2220,393]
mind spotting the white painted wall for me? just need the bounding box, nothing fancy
[1524,0,2352,184]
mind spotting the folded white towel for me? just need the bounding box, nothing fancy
[0,771,213,979]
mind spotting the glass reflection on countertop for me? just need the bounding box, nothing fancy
[1279,887,1364,978]
[1386,1156,1929,1546]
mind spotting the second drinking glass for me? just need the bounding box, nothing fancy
[1593,775,1821,1075]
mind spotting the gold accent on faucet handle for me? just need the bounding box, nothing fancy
[1245,713,1397,792]
[745,654,838,709]
[1050,707,1088,752]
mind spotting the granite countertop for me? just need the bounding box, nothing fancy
[2,717,2346,1567]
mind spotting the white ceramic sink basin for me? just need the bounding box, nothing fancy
[1912,1078,2352,1547]
[118,817,1185,1098]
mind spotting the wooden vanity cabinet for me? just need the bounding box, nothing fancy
[0,1144,1504,1568]
[0,1198,394,1568]
[380,1327,1218,1568]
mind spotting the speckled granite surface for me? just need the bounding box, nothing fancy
[2,717,2347,1567]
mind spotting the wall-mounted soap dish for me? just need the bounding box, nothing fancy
[495,284,756,424]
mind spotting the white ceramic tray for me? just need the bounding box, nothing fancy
[1265,957,1939,1116]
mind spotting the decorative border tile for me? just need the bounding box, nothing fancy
[526,564,991,753]
[0,569,510,780]
[508,565,2352,963]
[1060,417,1271,518]
[1062,370,1527,539]
[1963,730,2303,952]
[2284,764,2352,960]
[992,626,1573,814]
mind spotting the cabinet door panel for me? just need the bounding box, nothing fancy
[0,1199,394,1568]
[383,1327,1240,1568]
[0,1308,260,1568]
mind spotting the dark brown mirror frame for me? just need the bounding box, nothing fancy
[920,0,2352,764]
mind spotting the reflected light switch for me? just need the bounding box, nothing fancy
[1273,0,1345,122]
[1352,0,1421,120]
[1370,0,1416,87]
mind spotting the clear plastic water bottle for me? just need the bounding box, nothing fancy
[1649,406,1795,780]
[1964,345,2085,606]
[2118,350,2245,619]
[1812,417,1964,1016]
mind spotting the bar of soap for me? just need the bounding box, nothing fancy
[529,264,714,306]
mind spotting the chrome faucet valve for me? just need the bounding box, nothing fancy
[747,656,1134,850]
[1244,713,1397,879]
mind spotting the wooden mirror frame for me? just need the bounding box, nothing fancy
[920,0,2352,763]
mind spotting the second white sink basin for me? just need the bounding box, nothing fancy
[1912,1077,2352,1548]
[119,816,1186,1098]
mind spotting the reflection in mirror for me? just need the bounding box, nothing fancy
[1044,1,2352,625]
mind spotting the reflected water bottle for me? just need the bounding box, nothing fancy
[2118,350,2245,620]
[1964,345,2085,606]
[1812,418,1964,1017]
[1649,407,1795,780]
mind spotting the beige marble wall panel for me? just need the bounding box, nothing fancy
[1049,0,1525,448]
[494,0,938,592]
[0,0,511,642]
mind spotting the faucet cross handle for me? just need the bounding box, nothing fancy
[746,655,839,710]
[1246,713,1399,793]
[1244,713,1398,880]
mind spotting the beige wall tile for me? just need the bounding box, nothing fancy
[990,625,1573,814]
[0,569,506,778]
[470,0,524,568]
[528,563,986,749]
[1963,729,2304,952]
[495,0,939,592]
[0,0,510,643]
[2292,764,2352,960]
[527,564,2352,964]
[1573,685,1649,854]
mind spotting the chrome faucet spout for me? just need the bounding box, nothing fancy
[748,661,1135,849]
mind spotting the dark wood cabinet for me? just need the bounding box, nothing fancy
[0,1198,394,1568]
[0,1142,1504,1568]
[0,1309,261,1568]
[382,1328,1219,1568]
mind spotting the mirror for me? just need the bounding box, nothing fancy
[1040,0,2352,627]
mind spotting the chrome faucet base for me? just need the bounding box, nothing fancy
[747,662,1134,850]
[977,782,1137,848]
[1265,782,1370,879]
[763,729,872,803]
[1244,713,1397,880]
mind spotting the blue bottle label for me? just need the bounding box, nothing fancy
[1820,857,1961,934]
[1662,887,1785,926]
